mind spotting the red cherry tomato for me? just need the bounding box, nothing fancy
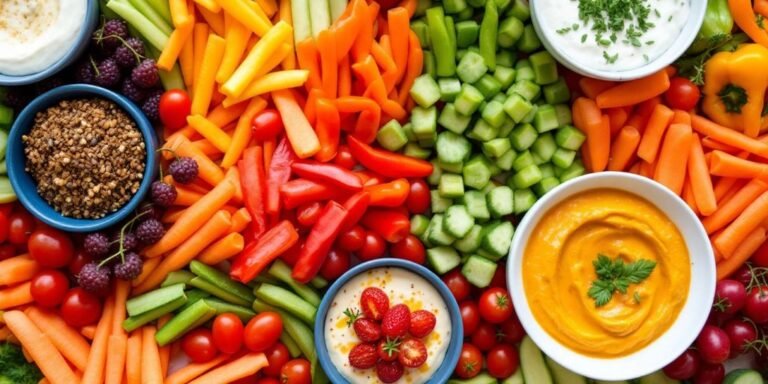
[28,228,74,268]
[478,288,513,324]
[280,359,311,384]
[665,77,701,111]
[60,288,102,327]
[663,349,700,380]
[0,244,15,261]
[696,325,731,364]
[358,232,386,261]
[158,89,191,131]
[406,180,430,214]
[244,312,283,352]
[337,226,366,252]
[30,269,70,308]
[471,322,497,351]
[723,318,758,356]
[320,248,350,280]
[486,344,519,379]
[263,342,291,377]
[181,328,219,363]
[752,240,768,267]
[251,109,284,141]
[454,343,483,379]
[460,301,481,336]
[489,263,507,289]
[68,250,94,276]
[333,145,356,170]
[8,210,35,245]
[744,285,768,324]
[498,314,526,344]
[713,279,747,315]
[212,313,244,354]
[295,202,322,228]
[442,269,471,302]
[693,363,724,384]
[0,211,9,243]
[390,235,426,264]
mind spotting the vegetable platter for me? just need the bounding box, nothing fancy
[0,0,767,382]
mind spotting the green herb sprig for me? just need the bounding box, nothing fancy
[588,254,656,307]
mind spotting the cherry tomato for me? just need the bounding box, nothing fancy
[320,248,350,280]
[212,313,244,354]
[337,226,366,252]
[489,263,507,289]
[295,202,322,228]
[251,109,284,141]
[665,77,701,111]
[0,244,15,261]
[390,235,425,264]
[693,363,724,384]
[181,328,218,363]
[459,301,480,336]
[744,285,768,324]
[442,269,471,302]
[28,228,74,268]
[478,288,513,324]
[713,279,747,315]
[244,312,283,352]
[30,269,70,308]
[663,349,700,380]
[471,322,497,351]
[68,250,94,276]
[280,358,311,384]
[406,180,430,214]
[731,265,753,287]
[751,240,768,267]
[454,343,483,379]
[358,232,386,261]
[333,145,356,170]
[696,325,731,364]
[486,344,519,379]
[8,210,35,245]
[0,211,9,243]
[262,342,291,377]
[723,318,758,356]
[158,89,191,131]
[60,288,102,327]
[498,314,526,344]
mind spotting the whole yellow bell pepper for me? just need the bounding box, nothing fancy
[702,44,768,137]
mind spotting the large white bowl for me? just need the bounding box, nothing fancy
[507,172,715,381]
[530,0,707,81]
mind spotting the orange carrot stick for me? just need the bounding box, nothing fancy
[198,232,245,264]
[104,333,127,384]
[579,77,615,99]
[606,107,629,136]
[158,20,195,71]
[189,352,268,384]
[81,295,115,384]
[174,185,205,206]
[132,257,162,287]
[717,226,767,279]
[585,114,611,172]
[272,89,321,158]
[637,103,674,162]
[653,124,693,195]
[0,255,39,286]
[26,307,91,371]
[714,190,768,257]
[158,315,172,378]
[221,96,268,168]
[228,207,252,233]
[398,31,424,105]
[688,134,717,216]
[710,150,768,180]
[125,331,142,384]
[165,354,229,384]
[607,125,640,171]
[80,325,96,340]
[295,39,321,90]
[388,7,410,83]
[595,69,670,108]
[192,24,209,88]
[702,137,740,154]
[672,109,691,125]
[318,30,338,99]
[0,282,33,310]
[691,115,768,158]
[141,326,163,384]
[682,180,699,214]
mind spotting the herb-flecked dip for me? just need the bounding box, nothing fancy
[523,189,690,358]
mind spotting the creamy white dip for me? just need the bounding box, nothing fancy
[0,0,87,75]
[538,0,690,71]
[324,267,451,384]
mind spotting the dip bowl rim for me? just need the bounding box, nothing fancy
[507,171,716,381]
[7,83,158,232]
[314,258,464,384]
[0,0,100,86]
[530,0,707,81]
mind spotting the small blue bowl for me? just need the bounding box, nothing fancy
[7,84,158,232]
[315,259,463,384]
[0,0,99,86]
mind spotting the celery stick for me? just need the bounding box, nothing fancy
[126,283,186,317]
[123,295,187,332]
[280,332,302,358]
[145,0,172,25]
[156,300,217,346]
[329,0,347,22]
[158,64,186,91]
[312,354,330,384]
[189,277,252,307]
[107,0,169,51]
[99,0,121,19]
[178,289,210,311]
[128,0,173,35]
[161,271,195,287]
[310,276,328,289]
[291,0,312,43]
[253,298,315,360]
[190,261,255,305]
[267,260,321,307]
[254,284,317,325]
[310,0,332,37]
[204,298,256,322]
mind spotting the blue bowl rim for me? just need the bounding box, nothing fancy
[314,258,464,384]
[7,83,158,232]
[0,0,99,86]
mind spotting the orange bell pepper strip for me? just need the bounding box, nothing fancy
[729,0,768,46]
[387,7,410,83]
[296,39,321,90]
[336,97,382,144]
[365,178,410,207]
[333,0,365,61]
[398,31,424,105]
[317,29,338,98]
[315,98,341,162]
[351,2,376,61]
[338,56,352,97]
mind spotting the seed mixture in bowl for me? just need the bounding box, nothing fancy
[22,98,146,218]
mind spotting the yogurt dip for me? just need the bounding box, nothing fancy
[324,267,451,384]
[0,0,87,76]
[537,0,690,71]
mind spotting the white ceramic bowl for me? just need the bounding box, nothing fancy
[507,172,715,381]
[530,0,707,81]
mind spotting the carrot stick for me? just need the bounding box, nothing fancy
[318,30,338,99]
[595,69,670,108]
[702,137,740,154]
[80,325,96,340]
[691,115,768,158]
[132,256,162,287]
[682,180,699,215]
[189,352,268,384]
[206,102,249,127]
[606,107,629,136]
[388,7,410,83]
[714,190,768,257]
[626,96,661,133]
[714,177,740,201]
[583,114,610,172]
[176,139,225,186]
[125,331,142,384]
[229,207,252,233]
[191,33,226,116]
[141,326,163,384]
[0,282,33,310]
[104,333,127,384]
[3,311,79,384]
[165,354,229,384]
[272,89,320,158]
[607,125,640,171]
[173,185,204,206]
[112,280,130,335]
[710,150,768,180]
[136,210,233,292]
[637,103,674,162]
[158,20,195,71]
[688,134,717,216]
[191,24,209,89]
[0,255,39,286]
[672,109,691,125]
[579,77,615,99]
[639,160,655,178]
[398,31,424,105]
[81,295,115,384]
[653,124,693,195]
[179,27,195,91]
[222,21,293,97]
[221,97,267,168]
[26,307,90,371]
[187,115,232,153]
[198,233,245,264]
[717,226,767,279]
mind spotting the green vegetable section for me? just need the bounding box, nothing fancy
[400,0,585,287]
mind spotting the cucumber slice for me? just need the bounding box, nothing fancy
[437,131,472,164]
[555,125,586,150]
[724,369,764,384]
[463,155,493,190]
[509,123,538,151]
[457,51,488,83]
[447,372,498,384]
[462,255,498,288]
[487,186,514,217]
[410,74,442,107]
[439,78,463,102]
[439,174,465,198]
[454,224,483,253]
[439,103,473,134]
[467,119,499,142]
[481,221,514,257]
[462,190,490,220]
[411,214,430,237]
[511,164,543,189]
[430,190,452,213]
[427,246,461,274]
[513,188,537,214]
[531,133,557,162]
[445,205,475,238]
[411,106,438,140]
[520,336,553,384]
[427,214,456,246]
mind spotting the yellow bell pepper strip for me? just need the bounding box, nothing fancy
[728,0,768,47]
[702,44,768,137]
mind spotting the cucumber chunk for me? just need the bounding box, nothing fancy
[427,247,461,274]
[445,205,475,238]
[462,255,498,288]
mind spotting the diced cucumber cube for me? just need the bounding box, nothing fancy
[402,123,416,141]
[508,0,530,21]
[555,125,586,150]
[498,117,515,138]
[529,51,558,85]
[455,20,479,48]
[457,51,488,83]
[509,79,540,101]
[509,122,538,150]
[539,163,555,178]
[560,160,585,182]
[515,58,531,69]
[514,66,535,82]
[462,190,490,219]
[513,188,537,213]
[427,215,456,246]
[454,225,483,253]
[554,104,573,125]
[531,133,557,162]
[428,161,442,185]
[411,214,430,237]
[551,148,576,168]
[463,156,492,190]
[497,16,524,48]
[410,74,442,107]
[377,120,408,151]
[444,0,467,13]
[481,221,514,257]
[481,100,506,128]
[438,103,473,134]
[411,106,437,139]
[512,164,543,188]
[439,174,465,198]
[521,103,538,124]
[455,83,485,115]
[438,159,464,173]
[439,78,463,102]
[517,25,541,52]
[467,119,499,142]
[531,151,546,165]
[496,148,517,171]
[503,94,533,123]
[533,176,560,196]
[496,50,517,67]
[474,74,502,100]
[445,205,475,238]
[494,66,516,89]
[430,190,452,213]
[543,78,571,104]
[437,131,472,164]
[403,143,432,159]
[533,104,559,133]
[487,186,514,217]
[457,4,474,18]
[512,150,535,171]
[427,247,461,274]
[462,255,498,288]
[482,138,512,158]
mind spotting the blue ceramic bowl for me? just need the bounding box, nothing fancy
[0,0,99,86]
[7,84,158,232]
[315,259,463,384]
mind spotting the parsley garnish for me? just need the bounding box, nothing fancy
[587,254,656,307]
[603,51,619,64]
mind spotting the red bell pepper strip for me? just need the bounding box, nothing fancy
[230,220,299,283]
[281,239,302,267]
[296,202,323,228]
[340,191,370,231]
[292,201,348,283]
[291,161,363,191]
[315,98,340,163]
[365,178,410,207]
[267,137,296,219]
[361,209,411,243]
[347,136,434,178]
[280,179,347,209]
[238,146,267,238]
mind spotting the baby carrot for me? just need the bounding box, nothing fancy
[125,331,142,384]
[26,307,91,371]
[104,333,127,384]
[717,226,767,279]
[691,115,768,158]
[606,107,629,136]
[583,114,610,172]
[0,282,33,310]
[157,20,195,71]
[671,109,691,125]
[595,69,670,108]
[579,77,615,99]
[191,34,226,116]
[165,354,229,384]
[714,190,768,257]
[132,257,162,287]
[688,134,717,216]
[710,150,768,180]
[176,136,226,186]
[198,233,245,264]
[654,124,693,195]
[607,125,640,171]
[682,180,699,215]
[141,326,163,384]
[637,103,674,162]
[221,96,267,168]
[187,115,233,153]
[702,137,740,153]
[0,255,39,287]
[191,24,209,89]
[189,352,268,384]
[81,295,115,384]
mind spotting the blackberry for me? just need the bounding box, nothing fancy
[150,181,176,207]
[113,252,143,280]
[78,262,111,293]
[141,90,162,122]
[94,59,121,88]
[120,80,147,103]
[114,37,145,69]
[74,60,96,84]
[136,218,165,244]
[169,157,199,184]
[83,232,110,257]
[111,231,138,252]
[131,59,159,89]
[95,19,128,53]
